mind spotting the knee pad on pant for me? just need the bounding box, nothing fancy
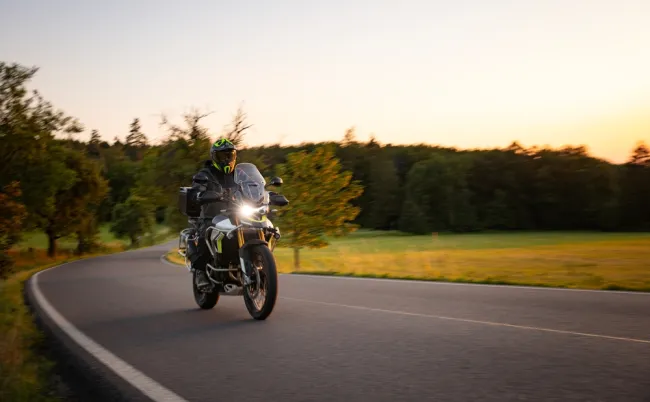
[187,241,201,264]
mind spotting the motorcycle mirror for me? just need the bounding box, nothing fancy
[269,193,289,206]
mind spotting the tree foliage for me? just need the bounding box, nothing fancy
[37,146,109,256]
[125,117,148,161]
[110,195,155,247]
[0,61,107,260]
[221,105,252,147]
[274,145,363,269]
[2,59,650,269]
[135,109,214,231]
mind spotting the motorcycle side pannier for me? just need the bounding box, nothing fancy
[178,187,201,217]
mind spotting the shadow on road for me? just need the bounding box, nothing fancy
[78,306,264,346]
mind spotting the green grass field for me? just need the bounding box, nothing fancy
[168,230,650,292]
[13,224,172,251]
[269,230,650,291]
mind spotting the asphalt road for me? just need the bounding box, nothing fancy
[28,241,650,402]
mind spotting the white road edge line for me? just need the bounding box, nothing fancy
[30,265,189,402]
[281,296,650,345]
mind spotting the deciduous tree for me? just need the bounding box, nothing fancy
[110,195,156,247]
[37,146,109,256]
[274,145,363,269]
[222,105,251,147]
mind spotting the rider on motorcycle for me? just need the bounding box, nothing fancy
[186,138,238,288]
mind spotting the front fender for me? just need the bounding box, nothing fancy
[238,239,268,259]
[238,239,269,277]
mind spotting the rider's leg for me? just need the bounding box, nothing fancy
[188,219,211,288]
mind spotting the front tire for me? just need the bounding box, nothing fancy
[243,245,278,320]
[192,270,220,309]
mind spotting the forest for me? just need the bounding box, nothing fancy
[2,60,650,278]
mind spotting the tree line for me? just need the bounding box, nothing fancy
[2,61,650,277]
[244,131,650,234]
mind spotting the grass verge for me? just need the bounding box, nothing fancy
[164,231,650,292]
[0,248,125,402]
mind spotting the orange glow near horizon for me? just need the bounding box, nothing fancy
[2,1,649,164]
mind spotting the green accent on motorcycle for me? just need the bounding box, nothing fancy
[242,215,268,224]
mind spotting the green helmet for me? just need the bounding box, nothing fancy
[210,138,237,174]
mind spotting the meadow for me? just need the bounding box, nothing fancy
[13,224,171,251]
[170,230,650,292]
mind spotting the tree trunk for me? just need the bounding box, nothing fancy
[293,248,300,271]
[47,231,57,257]
[76,231,85,255]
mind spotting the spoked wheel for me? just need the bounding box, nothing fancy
[192,270,220,309]
[243,245,278,320]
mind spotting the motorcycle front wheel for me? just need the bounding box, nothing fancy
[243,244,278,320]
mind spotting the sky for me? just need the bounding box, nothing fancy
[1,0,649,163]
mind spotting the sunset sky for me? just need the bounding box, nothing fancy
[2,0,649,163]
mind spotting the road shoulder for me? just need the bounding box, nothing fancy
[24,252,186,402]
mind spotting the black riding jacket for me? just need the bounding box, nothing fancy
[191,160,237,219]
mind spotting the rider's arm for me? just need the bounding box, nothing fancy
[191,171,223,203]
[191,171,210,192]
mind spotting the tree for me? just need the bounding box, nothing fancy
[110,195,156,247]
[400,154,477,233]
[125,118,148,161]
[274,145,363,269]
[619,141,650,230]
[365,151,401,230]
[126,118,146,146]
[1,62,83,187]
[135,109,214,231]
[90,129,101,144]
[629,141,650,166]
[0,182,27,278]
[221,104,251,147]
[37,146,109,256]
[0,62,89,253]
[86,129,102,159]
[160,108,212,143]
[341,126,358,146]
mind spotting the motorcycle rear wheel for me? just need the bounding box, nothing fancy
[192,270,220,309]
[243,244,278,320]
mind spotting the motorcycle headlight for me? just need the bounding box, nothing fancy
[239,204,257,218]
[239,204,268,218]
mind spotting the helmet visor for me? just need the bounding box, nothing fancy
[214,149,236,164]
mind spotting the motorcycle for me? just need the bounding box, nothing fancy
[177,163,289,320]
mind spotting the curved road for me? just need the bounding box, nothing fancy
[27,242,650,402]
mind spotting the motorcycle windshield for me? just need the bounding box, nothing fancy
[234,163,267,203]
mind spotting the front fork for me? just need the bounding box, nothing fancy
[235,224,252,285]
[235,223,278,286]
